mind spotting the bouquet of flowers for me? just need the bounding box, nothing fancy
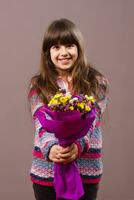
[36,90,96,200]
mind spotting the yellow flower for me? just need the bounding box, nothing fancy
[48,91,95,112]
[69,106,74,110]
[48,99,60,106]
[85,95,95,103]
[54,93,63,99]
[78,102,85,110]
[85,105,91,111]
[60,96,69,104]
[66,94,72,100]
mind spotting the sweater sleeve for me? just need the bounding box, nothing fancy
[29,89,58,161]
[75,130,91,157]
[75,75,109,156]
[96,75,109,114]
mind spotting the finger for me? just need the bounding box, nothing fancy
[60,146,77,159]
[53,157,67,163]
[60,146,70,154]
[63,154,76,164]
[55,152,77,164]
[60,144,74,154]
[59,152,71,159]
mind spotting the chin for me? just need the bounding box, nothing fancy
[59,66,72,70]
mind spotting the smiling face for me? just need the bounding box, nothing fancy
[50,43,78,72]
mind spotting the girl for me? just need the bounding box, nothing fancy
[28,18,109,200]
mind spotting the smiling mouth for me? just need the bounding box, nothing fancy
[58,56,72,60]
[58,58,72,65]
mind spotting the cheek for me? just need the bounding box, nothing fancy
[72,47,78,60]
[50,51,57,62]
[74,50,78,61]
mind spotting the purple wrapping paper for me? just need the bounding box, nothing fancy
[36,106,96,200]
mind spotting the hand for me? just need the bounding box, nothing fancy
[48,144,63,163]
[49,143,78,164]
[58,143,78,164]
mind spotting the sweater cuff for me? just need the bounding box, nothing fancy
[75,141,82,158]
[75,136,90,158]
[75,138,85,158]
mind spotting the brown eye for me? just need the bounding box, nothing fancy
[52,45,60,50]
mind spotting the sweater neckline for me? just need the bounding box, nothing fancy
[57,76,73,93]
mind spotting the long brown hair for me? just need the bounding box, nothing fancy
[29,18,104,103]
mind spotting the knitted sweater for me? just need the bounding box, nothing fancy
[29,76,109,186]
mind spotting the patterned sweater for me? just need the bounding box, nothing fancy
[29,76,109,186]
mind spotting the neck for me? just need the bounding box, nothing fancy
[57,68,70,80]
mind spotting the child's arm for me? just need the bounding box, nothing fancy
[96,75,109,114]
[29,89,58,161]
[74,130,91,157]
[75,75,109,156]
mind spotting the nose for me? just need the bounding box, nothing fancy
[60,46,68,57]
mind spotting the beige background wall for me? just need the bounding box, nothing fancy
[0,0,134,199]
